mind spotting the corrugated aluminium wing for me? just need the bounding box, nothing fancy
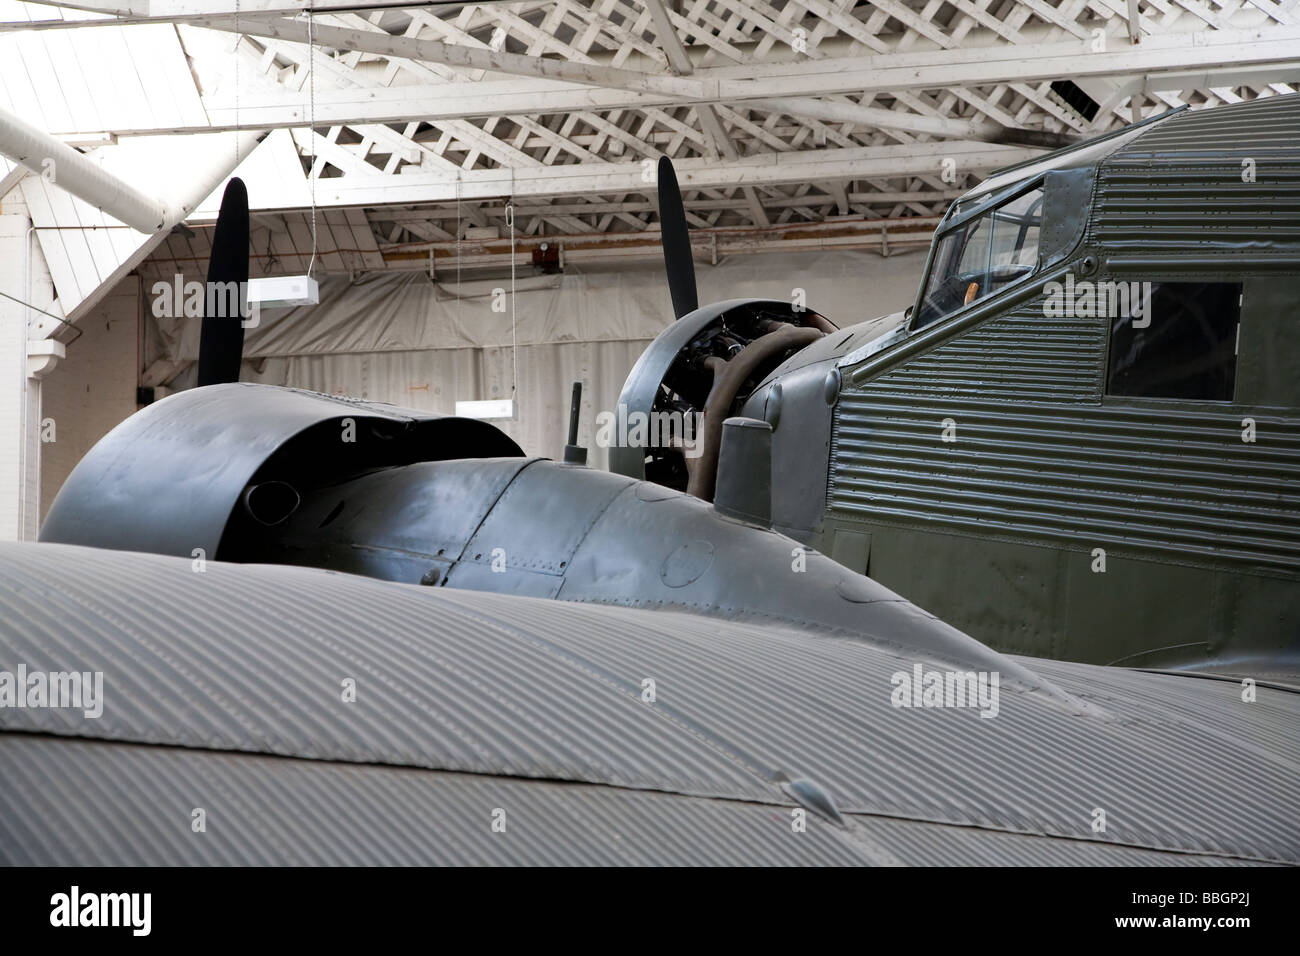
[0,542,1296,865]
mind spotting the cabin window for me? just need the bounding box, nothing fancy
[914,186,1044,329]
[1105,282,1240,401]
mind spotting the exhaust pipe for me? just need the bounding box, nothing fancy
[241,481,301,527]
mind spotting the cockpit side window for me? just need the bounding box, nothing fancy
[913,185,1044,330]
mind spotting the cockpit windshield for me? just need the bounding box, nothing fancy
[913,184,1044,329]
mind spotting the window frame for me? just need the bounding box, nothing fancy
[909,176,1047,333]
[1101,279,1243,405]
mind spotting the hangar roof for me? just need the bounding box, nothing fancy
[4,1,1298,325]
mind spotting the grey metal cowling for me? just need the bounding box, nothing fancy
[712,417,772,527]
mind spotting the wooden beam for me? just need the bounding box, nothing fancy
[183,141,1035,215]
[43,25,1300,136]
[191,14,710,98]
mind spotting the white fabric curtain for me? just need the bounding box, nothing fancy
[150,248,927,469]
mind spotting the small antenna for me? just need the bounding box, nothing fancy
[563,381,587,466]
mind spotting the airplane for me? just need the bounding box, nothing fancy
[36,180,1042,691]
[37,96,1300,681]
[609,93,1300,679]
[10,109,1299,864]
[36,95,1300,685]
[2,537,1296,865]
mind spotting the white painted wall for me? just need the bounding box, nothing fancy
[0,194,58,541]
[0,208,29,540]
[39,281,141,524]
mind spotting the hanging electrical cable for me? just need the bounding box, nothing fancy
[507,198,517,400]
[456,180,461,328]
[233,0,240,167]
[306,8,318,281]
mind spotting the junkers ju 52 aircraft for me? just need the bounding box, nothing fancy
[5,97,1298,866]
[38,97,1297,680]
[36,179,1027,683]
[611,93,1300,680]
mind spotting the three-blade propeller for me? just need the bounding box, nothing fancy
[656,156,698,320]
[196,177,250,387]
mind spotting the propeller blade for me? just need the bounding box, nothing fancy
[657,156,698,319]
[196,177,250,387]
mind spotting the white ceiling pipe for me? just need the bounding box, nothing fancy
[0,105,170,233]
[170,129,267,224]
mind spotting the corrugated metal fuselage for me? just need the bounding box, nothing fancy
[765,96,1300,674]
